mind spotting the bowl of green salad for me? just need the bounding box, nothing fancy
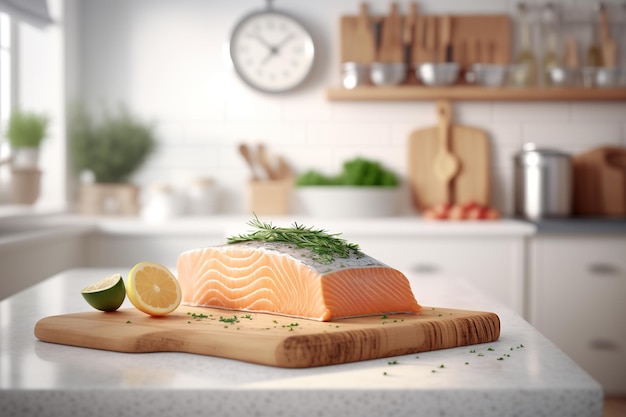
[295,157,400,218]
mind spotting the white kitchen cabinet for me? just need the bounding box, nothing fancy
[85,233,224,270]
[342,234,527,317]
[529,234,626,395]
[0,227,90,300]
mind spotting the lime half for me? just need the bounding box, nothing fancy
[81,273,126,312]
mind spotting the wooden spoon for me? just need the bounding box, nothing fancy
[433,101,459,204]
[257,143,280,180]
[238,143,260,181]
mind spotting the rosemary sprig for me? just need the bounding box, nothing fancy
[227,215,361,264]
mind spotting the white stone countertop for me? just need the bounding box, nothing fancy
[4,212,537,238]
[0,268,602,417]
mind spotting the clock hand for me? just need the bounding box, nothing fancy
[260,34,295,65]
[248,33,274,51]
[261,49,276,65]
[274,33,295,51]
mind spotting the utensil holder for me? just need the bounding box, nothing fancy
[247,179,292,215]
[10,168,41,205]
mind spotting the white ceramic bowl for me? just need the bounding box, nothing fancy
[297,186,400,218]
[582,67,624,88]
[417,63,459,86]
[547,67,580,87]
[466,64,507,87]
[342,62,369,89]
[370,62,407,86]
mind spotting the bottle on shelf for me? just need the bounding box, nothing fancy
[541,3,561,86]
[512,2,538,87]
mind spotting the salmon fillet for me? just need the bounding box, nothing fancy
[177,241,421,321]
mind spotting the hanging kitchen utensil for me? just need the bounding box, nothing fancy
[439,15,453,63]
[424,16,437,62]
[350,3,376,64]
[411,13,424,65]
[403,2,418,81]
[378,2,403,62]
[407,103,490,211]
[433,101,459,205]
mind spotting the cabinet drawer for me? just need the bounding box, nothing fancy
[344,235,525,315]
[530,235,626,395]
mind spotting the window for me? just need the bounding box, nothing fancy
[0,11,11,194]
[0,11,11,127]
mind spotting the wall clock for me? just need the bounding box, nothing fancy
[228,2,315,93]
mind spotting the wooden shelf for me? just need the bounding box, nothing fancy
[326,86,626,102]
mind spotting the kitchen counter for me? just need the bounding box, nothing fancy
[7,213,537,237]
[529,217,626,234]
[0,268,602,417]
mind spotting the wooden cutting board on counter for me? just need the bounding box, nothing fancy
[35,305,500,368]
[573,146,626,216]
[407,103,490,211]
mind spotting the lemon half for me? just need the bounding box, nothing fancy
[126,261,181,317]
[81,273,126,312]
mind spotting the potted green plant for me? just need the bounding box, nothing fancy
[5,110,49,168]
[3,110,49,204]
[68,103,157,215]
[296,157,401,217]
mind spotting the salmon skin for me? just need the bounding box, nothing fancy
[177,240,422,321]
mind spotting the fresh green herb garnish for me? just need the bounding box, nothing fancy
[388,360,398,365]
[219,315,238,324]
[227,215,361,264]
[188,312,209,320]
[282,323,299,331]
[126,320,132,324]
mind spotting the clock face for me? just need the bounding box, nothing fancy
[229,10,315,93]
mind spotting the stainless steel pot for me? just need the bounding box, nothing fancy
[514,143,572,219]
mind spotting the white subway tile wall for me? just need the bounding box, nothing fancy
[80,0,626,215]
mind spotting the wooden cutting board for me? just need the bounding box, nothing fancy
[340,3,376,64]
[407,105,490,211]
[35,305,500,368]
[573,146,626,217]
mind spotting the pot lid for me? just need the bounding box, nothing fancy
[515,142,571,158]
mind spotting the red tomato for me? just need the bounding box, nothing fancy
[448,204,467,220]
[485,208,501,220]
[467,206,487,220]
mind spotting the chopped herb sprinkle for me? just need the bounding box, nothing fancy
[189,312,209,320]
[219,315,238,324]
